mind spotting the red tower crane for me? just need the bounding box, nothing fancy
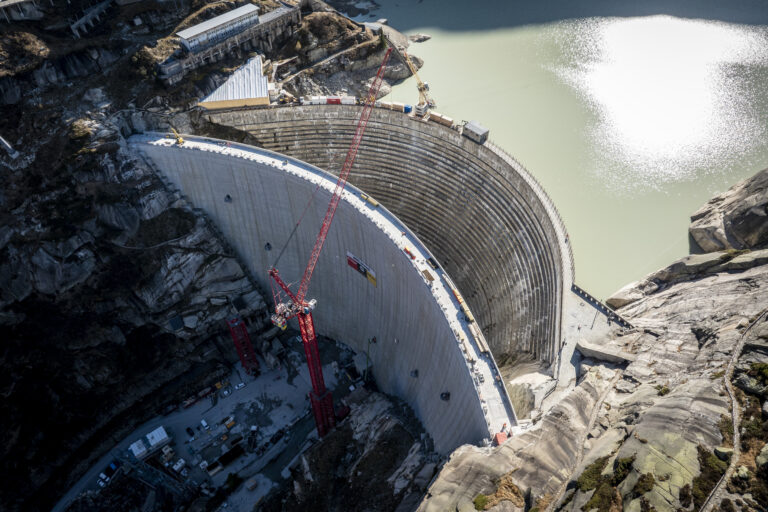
[269,46,393,437]
[226,318,260,376]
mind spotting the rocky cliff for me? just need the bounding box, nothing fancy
[0,1,425,509]
[0,112,267,512]
[420,168,768,512]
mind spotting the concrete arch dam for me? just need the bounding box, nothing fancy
[129,134,518,454]
[202,105,574,365]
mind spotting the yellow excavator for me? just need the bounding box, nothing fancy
[384,35,435,117]
[169,127,184,145]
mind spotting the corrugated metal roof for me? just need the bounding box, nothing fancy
[201,56,269,103]
[177,4,258,41]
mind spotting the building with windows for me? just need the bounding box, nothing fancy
[158,2,300,85]
[177,4,260,53]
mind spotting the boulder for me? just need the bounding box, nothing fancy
[690,167,768,252]
[607,281,645,309]
[756,444,768,470]
[714,446,733,462]
[734,373,768,398]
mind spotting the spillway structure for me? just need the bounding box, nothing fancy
[130,133,518,454]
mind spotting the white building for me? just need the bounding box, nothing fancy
[129,440,148,459]
[177,4,260,53]
[146,426,170,448]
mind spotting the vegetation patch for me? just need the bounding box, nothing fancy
[582,482,621,512]
[639,497,657,512]
[574,455,638,512]
[679,483,692,508]
[577,456,611,491]
[70,119,93,140]
[632,473,655,498]
[748,363,768,386]
[611,456,636,485]
[473,494,488,511]
[691,445,727,509]
[483,474,525,509]
[719,414,734,447]
[655,384,670,396]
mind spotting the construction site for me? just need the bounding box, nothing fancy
[0,1,666,511]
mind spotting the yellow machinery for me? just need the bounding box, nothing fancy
[170,127,184,145]
[384,35,435,117]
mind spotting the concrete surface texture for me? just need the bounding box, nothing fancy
[129,134,517,454]
[204,105,573,366]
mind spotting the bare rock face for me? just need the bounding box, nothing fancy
[422,168,768,512]
[0,111,267,511]
[260,389,439,512]
[690,167,768,252]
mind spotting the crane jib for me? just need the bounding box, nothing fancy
[268,46,393,437]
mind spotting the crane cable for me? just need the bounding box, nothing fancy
[270,177,323,273]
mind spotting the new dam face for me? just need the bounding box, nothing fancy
[129,104,573,453]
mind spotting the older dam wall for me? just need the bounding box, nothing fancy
[202,105,574,365]
[129,134,517,454]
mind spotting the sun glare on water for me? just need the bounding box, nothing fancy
[559,15,768,191]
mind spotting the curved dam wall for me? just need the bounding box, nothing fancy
[129,134,516,454]
[204,106,573,364]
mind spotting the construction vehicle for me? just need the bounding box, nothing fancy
[169,127,184,145]
[267,46,394,438]
[384,35,435,117]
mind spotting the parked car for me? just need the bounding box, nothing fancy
[186,427,195,437]
[235,382,246,390]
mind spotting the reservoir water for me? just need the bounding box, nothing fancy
[356,0,768,298]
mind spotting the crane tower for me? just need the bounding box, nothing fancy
[269,47,394,436]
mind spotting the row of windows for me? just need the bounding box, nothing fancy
[187,13,259,48]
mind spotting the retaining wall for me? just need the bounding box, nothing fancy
[204,106,573,364]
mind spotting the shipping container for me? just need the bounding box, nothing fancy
[391,102,405,112]
[360,193,379,207]
[429,112,454,127]
[403,104,413,114]
[463,120,489,144]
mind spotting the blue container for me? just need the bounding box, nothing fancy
[404,104,413,113]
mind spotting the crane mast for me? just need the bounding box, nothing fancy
[269,46,393,437]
